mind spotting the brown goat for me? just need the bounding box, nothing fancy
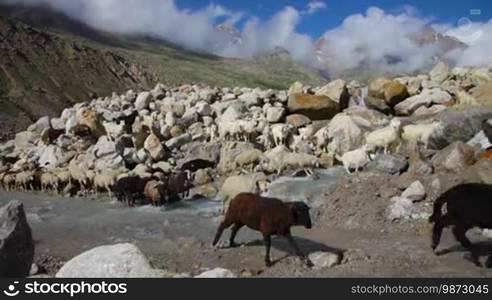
[41,128,65,145]
[69,124,92,138]
[114,175,153,207]
[213,193,313,267]
[166,171,191,201]
[144,180,168,206]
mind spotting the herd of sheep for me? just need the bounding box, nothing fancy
[0,62,491,210]
[1,61,492,269]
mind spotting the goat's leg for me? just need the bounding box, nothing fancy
[285,233,313,267]
[431,214,451,252]
[452,224,473,249]
[345,165,351,174]
[263,234,272,267]
[452,224,480,266]
[431,223,445,252]
[212,218,233,246]
[229,223,243,248]
[107,186,112,199]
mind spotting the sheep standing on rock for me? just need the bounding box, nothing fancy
[365,118,402,154]
[429,183,492,266]
[103,120,125,141]
[218,121,241,141]
[341,145,370,174]
[271,123,296,147]
[402,122,441,150]
[234,149,266,172]
[257,125,275,150]
[313,127,330,153]
[236,119,259,142]
[213,193,313,267]
[207,123,218,142]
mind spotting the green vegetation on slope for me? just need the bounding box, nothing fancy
[0,7,327,139]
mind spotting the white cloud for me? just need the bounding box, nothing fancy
[304,1,327,15]
[445,20,492,66]
[3,0,314,63]
[2,1,492,71]
[219,6,315,63]
[318,6,492,72]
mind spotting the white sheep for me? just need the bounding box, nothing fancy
[236,119,258,141]
[217,119,259,142]
[207,123,219,142]
[40,171,59,192]
[401,122,441,149]
[281,152,319,176]
[52,168,71,185]
[313,126,330,153]
[2,173,16,191]
[93,168,126,198]
[218,120,241,141]
[299,125,316,142]
[265,148,318,176]
[165,111,176,127]
[234,149,267,172]
[365,118,402,154]
[68,159,94,194]
[341,145,370,174]
[14,171,35,191]
[257,124,275,150]
[103,120,125,141]
[271,123,296,147]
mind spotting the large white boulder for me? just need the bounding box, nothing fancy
[56,243,161,278]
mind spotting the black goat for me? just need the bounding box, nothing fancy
[429,183,492,266]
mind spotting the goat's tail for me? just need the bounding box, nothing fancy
[428,195,447,223]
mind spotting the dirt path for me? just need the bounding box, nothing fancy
[1,190,491,277]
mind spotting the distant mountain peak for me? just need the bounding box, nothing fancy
[215,22,243,46]
[314,26,468,76]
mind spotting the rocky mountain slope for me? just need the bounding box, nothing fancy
[0,5,327,139]
[0,16,157,138]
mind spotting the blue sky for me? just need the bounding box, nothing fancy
[6,0,491,69]
[178,0,491,38]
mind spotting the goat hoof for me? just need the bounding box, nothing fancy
[265,261,272,268]
[485,256,492,269]
[229,242,239,248]
[464,253,482,267]
[305,259,314,268]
